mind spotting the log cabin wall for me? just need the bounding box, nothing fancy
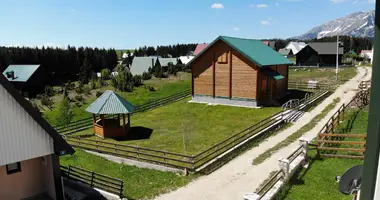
[192,40,258,100]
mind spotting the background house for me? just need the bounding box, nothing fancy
[285,42,307,55]
[188,36,292,107]
[130,57,159,75]
[295,45,319,66]
[360,49,373,63]
[0,74,74,200]
[193,43,209,56]
[262,40,277,51]
[158,58,179,67]
[2,65,46,97]
[179,56,194,65]
[308,42,344,66]
[278,48,294,58]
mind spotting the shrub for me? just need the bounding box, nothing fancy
[146,86,156,92]
[56,95,74,127]
[96,91,103,97]
[89,79,98,90]
[101,68,111,80]
[82,85,91,95]
[75,85,83,94]
[132,75,143,87]
[142,72,152,80]
[44,86,55,97]
[111,71,134,92]
[65,81,75,90]
[41,94,53,108]
[74,95,84,102]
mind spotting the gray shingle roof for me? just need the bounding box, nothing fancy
[308,42,344,55]
[130,57,156,75]
[158,58,178,66]
[278,48,292,56]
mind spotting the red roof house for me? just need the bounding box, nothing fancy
[193,43,209,55]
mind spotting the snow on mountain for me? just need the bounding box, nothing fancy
[293,10,375,40]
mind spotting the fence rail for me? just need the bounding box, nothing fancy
[55,89,191,135]
[64,89,329,173]
[60,165,124,198]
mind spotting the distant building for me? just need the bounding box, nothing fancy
[295,45,319,66]
[0,74,74,200]
[360,49,373,63]
[2,65,46,97]
[285,42,307,55]
[308,42,344,66]
[188,36,293,107]
[193,43,209,56]
[130,57,159,75]
[157,58,179,67]
[262,41,277,51]
[278,48,294,58]
[179,56,195,65]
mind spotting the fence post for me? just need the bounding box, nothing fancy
[278,158,290,180]
[342,104,345,121]
[68,166,72,178]
[136,147,139,161]
[299,138,309,168]
[114,144,117,153]
[164,150,167,163]
[119,181,124,198]
[90,172,95,188]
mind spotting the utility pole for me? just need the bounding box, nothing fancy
[336,35,339,82]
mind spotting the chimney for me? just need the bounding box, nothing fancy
[6,71,15,80]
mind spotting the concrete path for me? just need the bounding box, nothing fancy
[154,67,371,200]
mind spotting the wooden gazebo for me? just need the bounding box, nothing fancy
[86,90,136,138]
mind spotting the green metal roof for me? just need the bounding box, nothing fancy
[187,36,293,67]
[2,65,40,82]
[86,90,136,114]
[263,68,285,80]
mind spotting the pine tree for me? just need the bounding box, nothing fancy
[56,94,74,127]
[79,58,92,84]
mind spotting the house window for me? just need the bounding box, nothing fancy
[6,162,21,175]
[217,52,228,64]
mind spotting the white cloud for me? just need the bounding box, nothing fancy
[275,2,280,6]
[260,18,273,25]
[250,4,268,8]
[233,27,240,31]
[211,3,224,9]
[331,0,346,3]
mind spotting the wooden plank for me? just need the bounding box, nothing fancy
[229,50,232,99]
[317,147,366,152]
[317,140,366,145]
[320,154,364,159]
[318,134,367,138]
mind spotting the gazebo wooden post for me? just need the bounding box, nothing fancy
[128,113,131,128]
[93,114,96,133]
[122,114,126,129]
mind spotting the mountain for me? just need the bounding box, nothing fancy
[293,10,375,40]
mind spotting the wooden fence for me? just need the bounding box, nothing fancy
[60,165,124,198]
[64,89,329,173]
[288,81,336,91]
[316,83,370,159]
[55,89,191,135]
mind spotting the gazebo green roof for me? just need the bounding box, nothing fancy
[86,90,135,114]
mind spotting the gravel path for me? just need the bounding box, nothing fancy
[154,67,371,200]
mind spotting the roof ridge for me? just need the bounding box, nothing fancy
[220,35,261,41]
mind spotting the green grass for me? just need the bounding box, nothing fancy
[60,149,196,200]
[275,104,368,200]
[252,98,340,165]
[288,67,357,83]
[39,73,191,125]
[73,98,281,154]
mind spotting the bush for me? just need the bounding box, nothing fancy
[142,72,152,80]
[132,75,143,87]
[74,95,84,102]
[75,85,83,94]
[56,95,74,127]
[145,86,156,92]
[44,86,55,97]
[41,94,53,108]
[111,71,134,92]
[101,68,111,80]
[89,79,98,90]
[82,85,91,95]
[65,81,75,90]
[96,91,103,97]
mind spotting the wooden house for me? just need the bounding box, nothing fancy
[188,36,293,107]
[2,65,47,97]
[0,74,74,200]
[295,45,319,66]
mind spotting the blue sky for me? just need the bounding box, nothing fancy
[0,0,375,49]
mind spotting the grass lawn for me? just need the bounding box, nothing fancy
[38,73,191,126]
[73,98,281,154]
[288,67,357,83]
[276,105,368,200]
[60,149,196,200]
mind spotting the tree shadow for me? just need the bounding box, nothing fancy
[113,126,153,141]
